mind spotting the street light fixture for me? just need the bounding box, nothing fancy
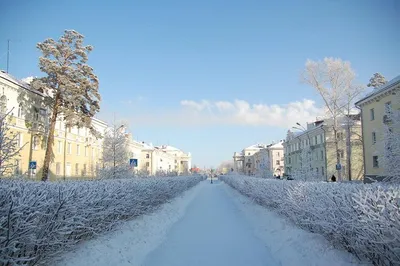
[296,122,306,131]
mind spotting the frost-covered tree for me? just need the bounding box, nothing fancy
[367,73,387,88]
[100,124,130,179]
[380,109,400,183]
[30,30,101,181]
[256,151,273,178]
[292,145,320,181]
[302,58,363,181]
[0,109,27,176]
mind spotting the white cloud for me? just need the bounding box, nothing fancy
[128,98,324,128]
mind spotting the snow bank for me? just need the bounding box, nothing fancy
[224,184,364,266]
[55,180,206,266]
[0,176,204,265]
[221,175,400,266]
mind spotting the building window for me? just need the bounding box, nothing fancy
[277,152,280,157]
[338,150,344,159]
[67,142,71,154]
[322,166,324,176]
[75,163,79,176]
[314,136,318,145]
[58,141,62,154]
[56,162,61,175]
[373,156,379,168]
[77,144,80,155]
[32,136,39,150]
[146,162,150,167]
[370,108,375,121]
[372,132,376,144]
[288,157,291,164]
[0,95,7,114]
[276,160,280,165]
[385,101,392,114]
[248,153,250,155]
[83,164,87,175]
[320,150,324,160]
[14,159,21,175]
[316,167,319,175]
[160,158,163,162]
[16,133,21,148]
[146,154,150,158]
[17,103,24,118]
[336,132,344,140]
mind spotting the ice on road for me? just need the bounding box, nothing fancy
[142,180,277,266]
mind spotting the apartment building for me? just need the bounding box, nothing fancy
[139,143,192,175]
[0,71,107,179]
[355,75,400,182]
[233,141,284,176]
[283,116,363,181]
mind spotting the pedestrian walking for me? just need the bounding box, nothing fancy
[331,175,336,182]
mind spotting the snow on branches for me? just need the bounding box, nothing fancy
[0,175,203,265]
[222,175,400,265]
[99,124,131,179]
[292,145,320,181]
[0,109,26,176]
[380,109,400,183]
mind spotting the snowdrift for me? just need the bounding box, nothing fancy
[0,176,203,265]
[221,175,400,266]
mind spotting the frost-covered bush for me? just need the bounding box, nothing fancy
[380,109,400,183]
[0,175,203,265]
[221,175,400,266]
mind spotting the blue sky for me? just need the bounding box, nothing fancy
[1,0,399,168]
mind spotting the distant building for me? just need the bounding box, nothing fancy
[233,141,284,176]
[355,75,400,182]
[139,143,191,176]
[283,116,363,181]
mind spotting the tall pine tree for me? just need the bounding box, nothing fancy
[31,30,101,181]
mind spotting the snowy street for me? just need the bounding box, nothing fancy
[56,180,363,266]
[142,179,276,266]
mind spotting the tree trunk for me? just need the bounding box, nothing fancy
[346,123,352,181]
[332,126,342,182]
[41,95,60,181]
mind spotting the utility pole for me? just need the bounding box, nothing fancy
[7,39,10,73]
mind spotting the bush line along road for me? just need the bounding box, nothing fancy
[1,174,399,266]
[0,175,203,265]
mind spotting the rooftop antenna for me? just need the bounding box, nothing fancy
[6,39,21,73]
[7,39,10,73]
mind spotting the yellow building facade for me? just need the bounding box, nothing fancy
[355,75,400,182]
[0,71,107,179]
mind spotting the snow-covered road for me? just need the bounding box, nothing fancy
[142,180,276,266]
[56,180,364,266]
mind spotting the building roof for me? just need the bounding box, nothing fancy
[244,144,267,150]
[355,75,400,106]
[0,70,44,97]
[269,141,284,149]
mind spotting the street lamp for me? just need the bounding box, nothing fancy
[296,122,306,131]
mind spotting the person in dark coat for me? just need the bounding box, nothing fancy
[331,175,336,182]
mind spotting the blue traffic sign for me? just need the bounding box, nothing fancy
[129,159,138,167]
[336,164,342,170]
[29,161,37,170]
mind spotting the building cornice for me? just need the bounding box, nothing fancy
[355,80,400,107]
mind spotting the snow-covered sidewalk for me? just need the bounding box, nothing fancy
[56,180,365,266]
